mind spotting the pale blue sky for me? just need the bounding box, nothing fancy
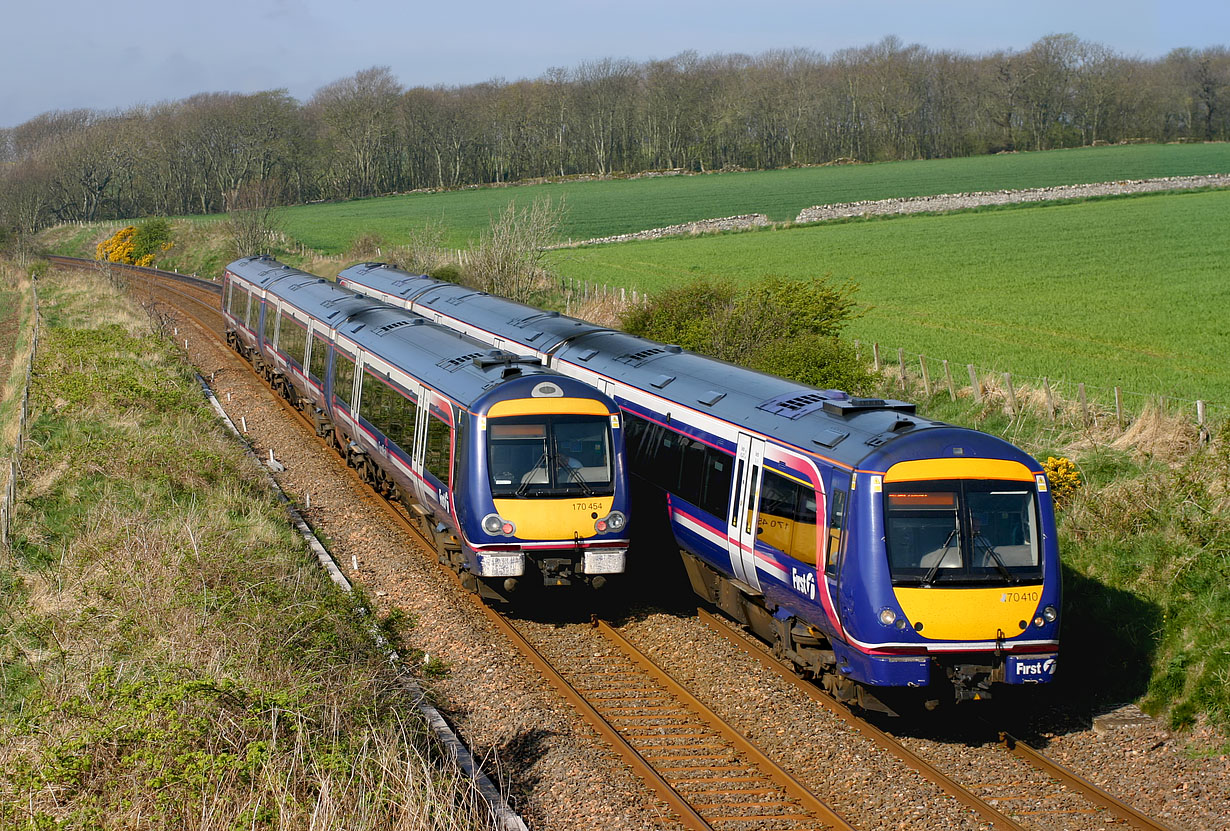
[2,0,1225,128]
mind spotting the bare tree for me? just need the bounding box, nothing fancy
[226,180,283,258]
[465,197,565,302]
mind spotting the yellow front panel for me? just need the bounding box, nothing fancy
[493,497,615,540]
[487,397,612,418]
[884,458,1036,483]
[893,585,1044,641]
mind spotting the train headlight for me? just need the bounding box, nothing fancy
[482,514,515,536]
[879,608,897,627]
[1042,605,1058,623]
[1034,616,1046,628]
[599,511,626,534]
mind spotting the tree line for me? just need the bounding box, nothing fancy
[1,34,1227,243]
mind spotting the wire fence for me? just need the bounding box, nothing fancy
[2,286,39,554]
[861,341,1218,437]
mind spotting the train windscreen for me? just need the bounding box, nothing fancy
[488,415,613,497]
[884,480,1042,586]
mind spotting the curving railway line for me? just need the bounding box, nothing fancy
[48,254,1185,831]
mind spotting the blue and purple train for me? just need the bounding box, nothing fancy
[221,256,630,599]
[338,262,1061,711]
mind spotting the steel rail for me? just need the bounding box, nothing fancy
[596,620,857,831]
[997,732,1175,831]
[699,607,1178,831]
[46,255,222,296]
[696,607,1029,831]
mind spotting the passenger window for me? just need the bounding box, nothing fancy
[334,351,356,408]
[699,447,733,519]
[759,469,819,565]
[359,371,417,453]
[308,333,329,384]
[263,304,277,345]
[280,318,307,365]
[424,414,451,484]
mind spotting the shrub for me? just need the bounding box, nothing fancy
[95,219,173,267]
[622,274,872,392]
[1043,455,1082,510]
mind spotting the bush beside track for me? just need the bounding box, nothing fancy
[0,265,496,829]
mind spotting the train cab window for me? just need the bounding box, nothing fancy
[758,469,819,565]
[262,304,278,346]
[488,415,613,497]
[423,414,451,485]
[308,333,329,384]
[333,351,356,408]
[885,481,1042,585]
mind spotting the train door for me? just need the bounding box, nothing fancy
[727,433,765,592]
[824,472,851,602]
[411,389,432,506]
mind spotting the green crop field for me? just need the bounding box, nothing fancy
[544,188,1230,407]
[277,143,1230,253]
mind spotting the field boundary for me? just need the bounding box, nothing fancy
[1,285,39,553]
[547,173,1230,249]
[864,341,1219,434]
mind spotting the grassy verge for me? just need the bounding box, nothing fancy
[879,370,1230,740]
[0,266,495,829]
[0,264,35,452]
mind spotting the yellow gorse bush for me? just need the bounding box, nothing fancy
[1043,456,1082,510]
[96,226,138,263]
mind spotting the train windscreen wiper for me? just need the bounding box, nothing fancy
[975,533,1018,583]
[922,527,959,586]
[514,450,549,497]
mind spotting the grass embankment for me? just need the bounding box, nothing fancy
[551,188,1230,406]
[889,374,1230,738]
[0,266,495,829]
[271,142,1230,252]
[0,264,35,452]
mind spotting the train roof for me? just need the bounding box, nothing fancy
[227,257,592,411]
[337,263,1040,472]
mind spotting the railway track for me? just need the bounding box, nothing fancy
[55,257,1185,831]
[694,608,1176,831]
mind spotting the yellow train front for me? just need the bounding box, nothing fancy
[459,372,630,594]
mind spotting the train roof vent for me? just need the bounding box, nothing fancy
[698,390,726,407]
[447,291,488,305]
[822,397,918,417]
[616,345,678,366]
[373,318,423,335]
[437,351,487,371]
[757,391,830,419]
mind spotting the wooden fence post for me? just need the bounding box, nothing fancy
[872,343,881,372]
[1114,387,1124,429]
[1198,400,1209,443]
[897,348,907,390]
[919,355,931,397]
[1003,372,1017,414]
[967,364,981,404]
[943,360,956,401]
[1043,376,1055,421]
[1078,383,1089,426]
